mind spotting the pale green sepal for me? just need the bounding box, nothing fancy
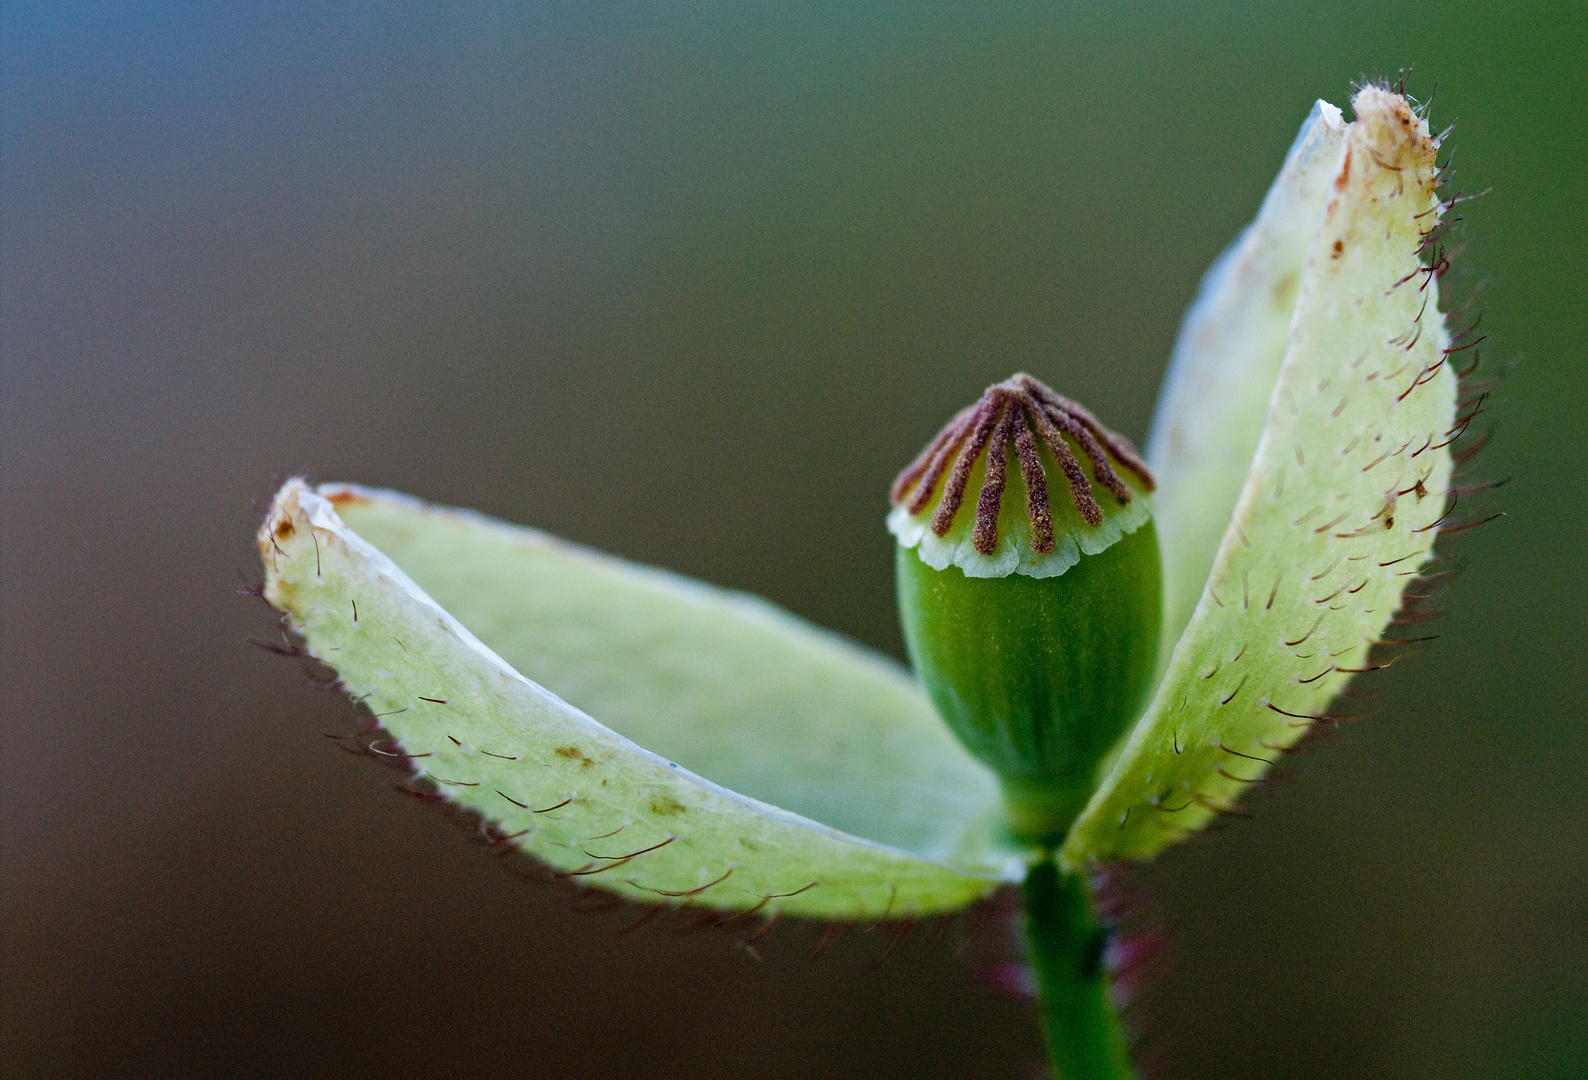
[262,480,1023,917]
[328,483,1017,870]
[1064,87,1457,866]
[1147,100,1347,657]
[887,439,1152,580]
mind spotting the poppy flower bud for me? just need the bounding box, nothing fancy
[890,373,1162,842]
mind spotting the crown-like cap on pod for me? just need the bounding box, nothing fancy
[888,373,1156,578]
[891,374,1164,842]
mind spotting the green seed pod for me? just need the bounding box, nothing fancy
[890,373,1163,843]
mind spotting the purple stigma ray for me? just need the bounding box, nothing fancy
[907,409,977,516]
[893,403,976,506]
[932,397,1002,537]
[1045,405,1133,505]
[892,373,1153,554]
[1028,402,1104,528]
[972,405,1016,555]
[1012,413,1054,554]
[1023,376,1156,492]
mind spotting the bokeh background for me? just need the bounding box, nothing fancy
[5,2,1585,1077]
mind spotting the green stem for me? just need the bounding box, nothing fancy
[1022,858,1135,1080]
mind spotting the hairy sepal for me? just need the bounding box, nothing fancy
[261,481,1023,918]
[1064,87,1458,865]
[1148,100,1347,657]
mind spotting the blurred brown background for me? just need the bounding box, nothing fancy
[4,2,1586,1077]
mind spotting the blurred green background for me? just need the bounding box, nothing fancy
[4,2,1585,1077]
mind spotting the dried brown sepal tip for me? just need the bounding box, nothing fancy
[891,374,1155,556]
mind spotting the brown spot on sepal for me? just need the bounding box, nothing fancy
[649,796,688,817]
[324,487,372,509]
[555,745,594,768]
[1334,145,1354,190]
[1271,268,1300,307]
